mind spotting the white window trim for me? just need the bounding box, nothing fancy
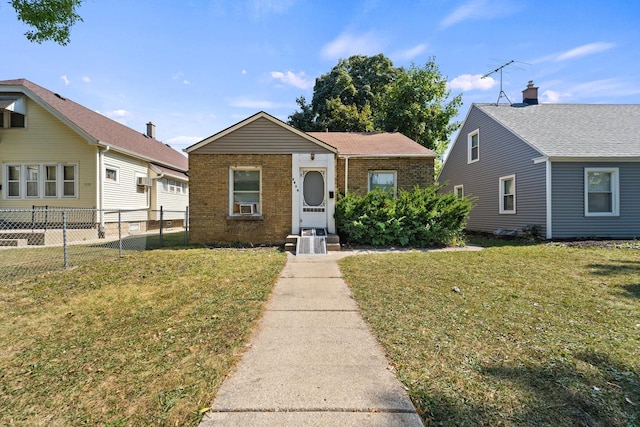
[584,167,619,217]
[61,164,78,198]
[468,129,479,164]
[453,184,464,199]
[5,164,22,198]
[44,164,58,198]
[25,164,40,198]
[499,174,516,214]
[3,163,78,199]
[104,165,119,183]
[368,170,398,195]
[229,166,262,216]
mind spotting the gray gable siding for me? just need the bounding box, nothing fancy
[551,162,640,238]
[191,117,334,155]
[439,105,546,235]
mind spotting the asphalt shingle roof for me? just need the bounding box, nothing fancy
[308,131,435,156]
[476,103,640,158]
[0,78,188,174]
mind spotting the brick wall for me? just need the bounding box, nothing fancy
[189,154,292,244]
[336,157,434,195]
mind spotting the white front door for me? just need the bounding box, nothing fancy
[300,168,327,229]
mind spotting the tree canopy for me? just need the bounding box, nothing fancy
[9,0,83,45]
[288,54,462,157]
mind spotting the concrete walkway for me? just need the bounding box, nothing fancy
[199,251,424,426]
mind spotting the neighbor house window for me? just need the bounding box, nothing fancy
[499,174,516,214]
[0,95,26,128]
[230,167,261,215]
[585,168,619,216]
[45,165,57,197]
[468,130,479,163]
[368,170,397,195]
[454,185,464,199]
[63,165,76,197]
[105,166,119,182]
[7,165,20,197]
[26,165,39,197]
[3,163,77,199]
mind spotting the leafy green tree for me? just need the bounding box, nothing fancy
[381,60,462,156]
[9,0,83,45]
[288,54,461,157]
[289,54,396,132]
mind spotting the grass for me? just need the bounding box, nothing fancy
[0,246,287,426]
[0,231,188,285]
[339,242,640,426]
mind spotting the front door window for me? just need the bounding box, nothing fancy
[303,170,325,212]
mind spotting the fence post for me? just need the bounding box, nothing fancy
[118,210,123,257]
[159,206,164,248]
[63,211,69,269]
[184,206,189,245]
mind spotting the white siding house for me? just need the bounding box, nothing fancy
[0,78,188,235]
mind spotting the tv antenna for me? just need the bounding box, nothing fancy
[482,60,518,105]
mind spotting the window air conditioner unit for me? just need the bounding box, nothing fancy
[239,203,254,214]
[137,177,151,186]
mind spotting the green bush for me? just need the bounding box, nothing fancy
[334,185,472,247]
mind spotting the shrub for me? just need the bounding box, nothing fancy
[334,185,472,247]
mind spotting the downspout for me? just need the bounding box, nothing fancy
[344,156,349,194]
[98,145,110,229]
[546,160,552,239]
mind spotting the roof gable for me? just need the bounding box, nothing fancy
[0,78,188,172]
[186,111,337,154]
[476,103,640,158]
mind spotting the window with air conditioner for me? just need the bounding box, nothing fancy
[230,167,261,216]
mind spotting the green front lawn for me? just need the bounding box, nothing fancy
[340,243,640,426]
[0,247,287,426]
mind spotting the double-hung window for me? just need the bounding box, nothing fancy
[468,130,479,163]
[2,164,77,199]
[26,165,39,197]
[368,170,397,195]
[454,185,464,199]
[499,174,516,214]
[585,168,619,216]
[230,167,261,215]
[7,165,20,198]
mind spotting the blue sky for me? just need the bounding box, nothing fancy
[2,0,639,154]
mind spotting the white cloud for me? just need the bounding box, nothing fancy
[82,76,91,83]
[440,0,522,28]
[448,74,496,91]
[241,70,247,75]
[540,89,562,103]
[393,44,428,61]
[183,80,190,85]
[441,0,486,28]
[104,109,131,118]
[320,31,385,60]
[532,42,616,64]
[555,42,615,61]
[270,71,314,90]
[166,135,203,146]
[61,75,70,85]
[249,0,295,18]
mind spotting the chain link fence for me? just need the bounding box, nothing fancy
[0,206,189,285]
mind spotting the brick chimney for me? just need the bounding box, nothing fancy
[522,81,539,105]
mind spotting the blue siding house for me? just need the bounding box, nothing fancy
[439,82,640,239]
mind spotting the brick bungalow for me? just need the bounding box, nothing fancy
[185,111,434,245]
